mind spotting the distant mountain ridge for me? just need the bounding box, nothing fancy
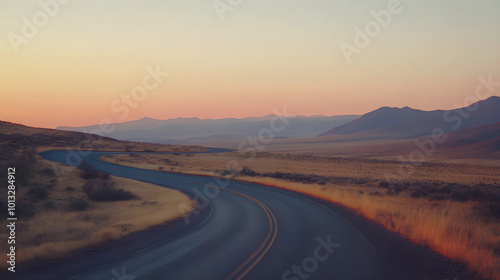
[58,114,360,144]
[320,96,500,139]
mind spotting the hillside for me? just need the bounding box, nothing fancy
[0,121,195,267]
[320,96,500,139]
[0,120,203,154]
[434,121,500,158]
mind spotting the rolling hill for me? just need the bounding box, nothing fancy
[254,97,500,160]
[0,120,202,154]
[320,96,500,140]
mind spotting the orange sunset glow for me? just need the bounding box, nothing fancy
[1,1,499,128]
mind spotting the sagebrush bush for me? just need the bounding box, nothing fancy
[80,162,111,180]
[17,200,35,219]
[411,188,427,198]
[68,198,90,211]
[473,202,500,221]
[82,179,138,202]
[27,186,49,200]
[240,167,257,177]
[427,193,447,201]
[37,167,55,176]
[42,201,57,211]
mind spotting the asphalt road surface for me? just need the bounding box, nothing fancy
[5,149,479,280]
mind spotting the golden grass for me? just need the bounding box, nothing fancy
[36,143,204,153]
[103,152,500,185]
[0,160,193,267]
[236,177,500,279]
[102,152,500,279]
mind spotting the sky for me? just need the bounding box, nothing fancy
[1,0,499,128]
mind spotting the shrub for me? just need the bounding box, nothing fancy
[378,181,389,188]
[42,201,57,211]
[260,171,373,186]
[80,162,111,180]
[82,179,114,194]
[11,148,37,184]
[428,193,447,201]
[240,167,257,177]
[125,145,134,152]
[437,185,453,194]
[65,186,75,192]
[473,202,500,221]
[37,167,55,176]
[369,191,382,196]
[451,187,485,202]
[410,188,427,198]
[17,200,35,219]
[27,186,49,200]
[68,198,90,211]
[99,172,111,180]
[82,179,138,202]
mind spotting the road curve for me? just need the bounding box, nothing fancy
[6,149,478,280]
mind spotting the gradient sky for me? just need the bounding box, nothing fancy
[1,0,499,128]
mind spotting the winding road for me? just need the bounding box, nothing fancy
[7,149,477,280]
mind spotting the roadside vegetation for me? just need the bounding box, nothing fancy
[0,122,194,266]
[103,151,500,279]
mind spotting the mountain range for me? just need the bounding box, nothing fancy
[57,115,360,145]
[260,96,500,159]
[55,96,499,159]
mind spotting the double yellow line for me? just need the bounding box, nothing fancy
[222,188,278,280]
[91,159,278,280]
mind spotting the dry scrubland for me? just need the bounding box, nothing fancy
[104,152,500,279]
[0,121,198,267]
[0,120,205,153]
[0,157,192,267]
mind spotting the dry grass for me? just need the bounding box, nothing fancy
[103,151,500,279]
[103,152,500,185]
[0,121,199,267]
[0,160,193,267]
[237,177,500,279]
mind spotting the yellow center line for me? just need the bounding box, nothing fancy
[90,159,278,280]
[223,193,277,280]
[232,201,278,280]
